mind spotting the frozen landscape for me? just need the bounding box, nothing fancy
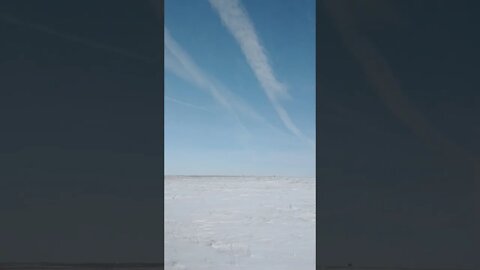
[165,175,316,270]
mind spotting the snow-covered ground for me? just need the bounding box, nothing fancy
[165,176,316,270]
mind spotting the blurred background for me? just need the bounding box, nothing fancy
[0,0,162,263]
[318,0,479,268]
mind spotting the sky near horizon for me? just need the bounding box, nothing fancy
[165,0,315,177]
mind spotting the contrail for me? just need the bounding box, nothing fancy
[165,28,231,108]
[209,0,314,147]
[165,96,213,113]
[165,26,257,145]
[165,27,303,146]
[0,13,159,63]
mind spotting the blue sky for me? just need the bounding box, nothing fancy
[165,0,315,177]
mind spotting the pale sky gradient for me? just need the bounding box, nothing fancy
[165,0,315,176]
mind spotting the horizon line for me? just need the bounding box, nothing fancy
[164,174,315,178]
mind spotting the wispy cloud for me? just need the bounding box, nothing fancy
[165,27,267,146]
[165,27,305,152]
[165,28,232,110]
[165,96,213,113]
[165,26,311,150]
[209,0,314,147]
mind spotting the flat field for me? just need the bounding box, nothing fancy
[165,175,316,270]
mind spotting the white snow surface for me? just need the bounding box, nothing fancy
[165,175,315,270]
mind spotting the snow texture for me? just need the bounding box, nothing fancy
[165,176,316,270]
